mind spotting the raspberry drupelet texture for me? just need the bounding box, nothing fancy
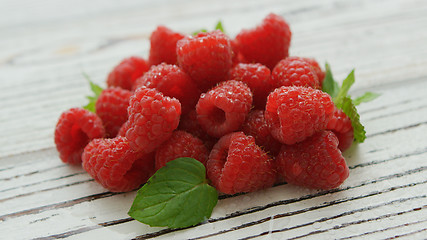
[155,130,209,170]
[276,130,349,190]
[241,109,282,156]
[148,26,186,66]
[230,63,273,109]
[125,87,181,153]
[54,108,105,165]
[82,136,155,192]
[177,30,233,91]
[107,56,150,91]
[271,57,320,89]
[178,110,218,150]
[95,87,132,137]
[265,86,335,145]
[234,13,292,69]
[133,63,200,114]
[301,57,326,85]
[117,120,131,137]
[230,39,248,66]
[207,132,276,194]
[327,107,354,151]
[196,80,253,138]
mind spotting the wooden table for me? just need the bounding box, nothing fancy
[1,0,426,239]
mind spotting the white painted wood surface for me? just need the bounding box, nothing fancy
[1,0,427,239]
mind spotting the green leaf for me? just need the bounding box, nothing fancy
[322,63,340,98]
[214,21,225,32]
[82,72,103,113]
[193,20,225,35]
[333,69,355,105]
[322,65,379,145]
[192,29,208,36]
[128,157,218,229]
[338,97,366,143]
[353,92,380,106]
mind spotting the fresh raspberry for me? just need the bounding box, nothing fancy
[327,107,354,151]
[155,130,209,170]
[265,86,335,145]
[196,80,252,138]
[271,57,320,89]
[82,136,155,192]
[234,13,291,69]
[177,30,233,91]
[117,120,130,137]
[107,56,150,90]
[133,63,200,114]
[276,130,349,190]
[207,132,276,194]
[230,39,247,66]
[301,57,325,85]
[95,87,132,137]
[54,108,105,165]
[178,110,218,150]
[230,63,273,109]
[241,110,282,156]
[125,87,181,153]
[148,26,186,66]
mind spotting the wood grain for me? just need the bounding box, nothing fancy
[1,0,427,239]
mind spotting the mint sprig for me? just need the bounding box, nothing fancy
[353,92,381,106]
[214,21,225,33]
[82,73,103,113]
[322,63,379,143]
[322,63,340,98]
[128,157,218,229]
[192,20,225,35]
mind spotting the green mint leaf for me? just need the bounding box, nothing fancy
[84,97,96,113]
[214,21,225,33]
[333,69,355,105]
[192,29,208,36]
[82,72,103,113]
[322,63,340,98]
[353,92,380,106]
[193,20,225,35]
[128,157,218,229]
[339,97,366,143]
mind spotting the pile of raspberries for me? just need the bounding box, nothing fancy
[55,13,353,194]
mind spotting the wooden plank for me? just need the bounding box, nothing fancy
[1,0,427,239]
[2,0,427,158]
[1,78,426,238]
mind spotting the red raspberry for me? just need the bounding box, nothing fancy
[177,30,233,91]
[301,57,325,85]
[271,57,320,89]
[265,86,335,145]
[230,39,247,66]
[327,107,354,151]
[178,110,218,150]
[148,26,186,66]
[95,87,132,137]
[125,87,181,153]
[155,130,209,170]
[276,130,349,190]
[107,56,150,90]
[207,132,276,194]
[117,120,130,137]
[230,63,273,109]
[82,136,155,192]
[196,80,252,138]
[241,110,282,156]
[54,108,105,165]
[133,63,200,114]
[234,13,291,69]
